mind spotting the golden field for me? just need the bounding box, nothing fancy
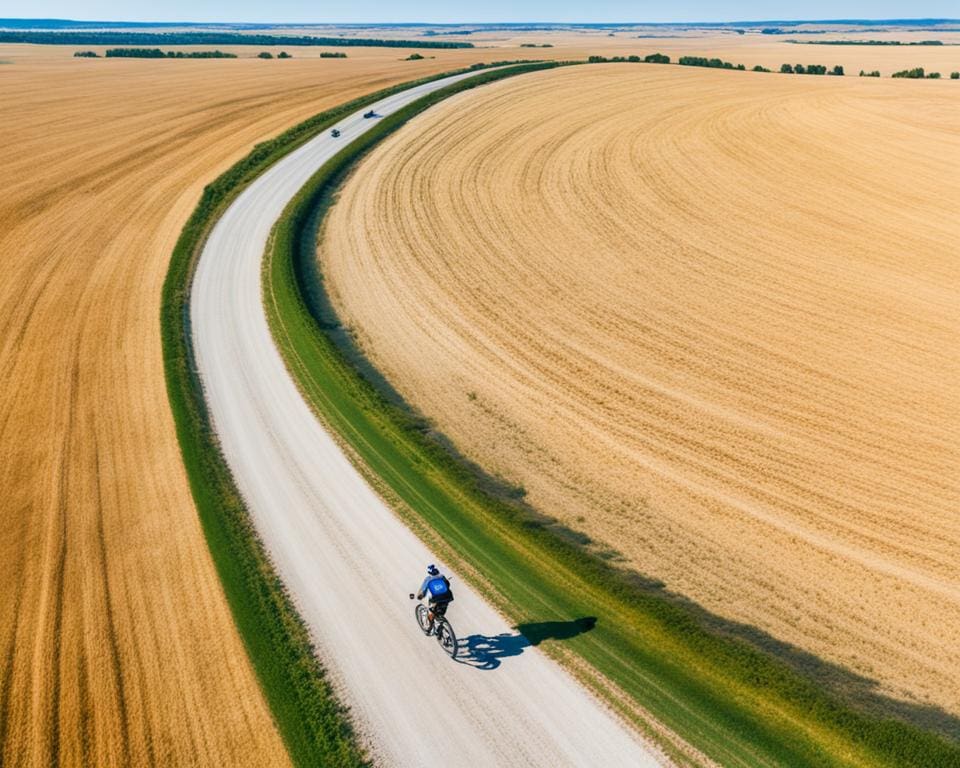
[322,63,960,720]
[0,42,502,766]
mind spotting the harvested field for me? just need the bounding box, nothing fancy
[0,43,497,766]
[322,63,960,724]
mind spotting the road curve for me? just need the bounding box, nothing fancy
[191,69,664,767]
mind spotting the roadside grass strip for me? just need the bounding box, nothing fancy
[161,62,550,768]
[262,68,960,767]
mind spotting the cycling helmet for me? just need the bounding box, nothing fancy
[426,564,440,576]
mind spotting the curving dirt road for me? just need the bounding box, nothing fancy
[191,69,665,767]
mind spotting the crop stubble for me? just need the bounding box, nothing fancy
[0,44,496,766]
[322,64,960,719]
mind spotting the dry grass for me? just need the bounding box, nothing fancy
[0,43,497,766]
[322,63,960,721]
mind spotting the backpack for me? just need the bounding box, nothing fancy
[427,576,451,599]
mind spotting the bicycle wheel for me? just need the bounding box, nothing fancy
[415,604,432,635]
[436,619,458,658]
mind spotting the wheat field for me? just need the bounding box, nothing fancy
[322,64,960,719]
[0,43,495,766]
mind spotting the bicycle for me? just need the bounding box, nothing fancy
[408,594,458,658]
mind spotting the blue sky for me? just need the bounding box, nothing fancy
[2,1,956,24]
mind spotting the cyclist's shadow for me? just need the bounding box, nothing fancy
[456,617,597,671]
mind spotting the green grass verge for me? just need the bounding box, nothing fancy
[159,62,550,768]
[263,64,960,768]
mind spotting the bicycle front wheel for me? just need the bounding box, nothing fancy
[415,604,432,635]
[436,619,457,658]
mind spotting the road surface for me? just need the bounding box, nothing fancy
[191,68,665,767]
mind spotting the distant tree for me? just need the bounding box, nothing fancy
[753,65,771,72]
[927,71,941,78]
[780,63,794,73]
[319,51,347,58]
[794,63,806,74]
[278,51,291,59]
[951,71,959,79]
[830,65,844,76]
[859,69,881,77]
[644,52,670,63]
[258,51,273,59]
[73,50,98,57]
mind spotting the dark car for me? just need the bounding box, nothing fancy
[330,128,341,138]
[363,110,377,119]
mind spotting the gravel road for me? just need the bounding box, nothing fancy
[191,68,665,767]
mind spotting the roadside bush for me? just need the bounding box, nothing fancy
[859,69,881,77]
[644,52,670,64]
[73,50,98,57]
[257,51,273,59]
[892,67,925,78]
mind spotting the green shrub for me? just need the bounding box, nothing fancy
[278,51,292,59]
[405,53,425,60]
[830,65,845,76]
[927,71,941,78]
[258,51,273,59]
[892,67,925,78]
[319,52,347,58]
[644,52,670,64]
[73,50,98,57]
[951,71,959,79]
[753,65,771,72]
[781,63,794,73]
[859,69,881,77]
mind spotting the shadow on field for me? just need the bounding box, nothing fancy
[632,574,960,744]
[457,617,597,671]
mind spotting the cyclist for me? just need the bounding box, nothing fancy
[416,564,454,630]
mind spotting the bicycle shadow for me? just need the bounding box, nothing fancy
[456,617,597,671]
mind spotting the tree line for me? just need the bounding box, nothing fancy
[891,67,943,78]
[779,63,845,75]
[587,54,672,64]
[104,48,237,58]
[791,39,945,46]
[0,30,474,49]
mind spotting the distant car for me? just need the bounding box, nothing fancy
[363,110,377,119]
[330,129,341,138]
